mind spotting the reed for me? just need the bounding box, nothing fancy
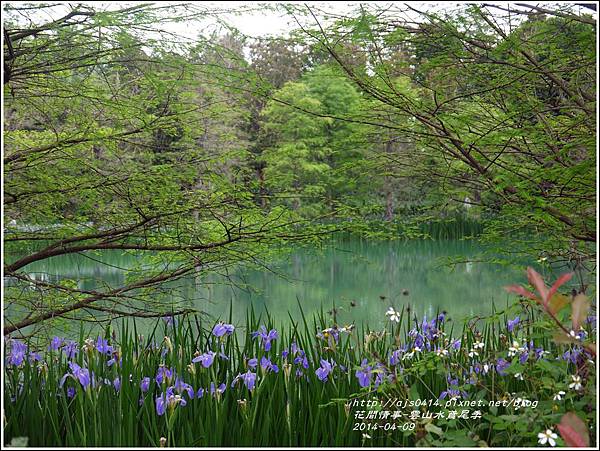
[3,300,595,447]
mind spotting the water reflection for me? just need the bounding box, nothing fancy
[10,239,529,333]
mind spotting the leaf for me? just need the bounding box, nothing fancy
[409,384,420,401]
[547,272,574,300]
[547,293,570,315]
[557,412,589,447]
[7,437,29,447]
[527,267,549,305]
[424,422,443,436]
[571,294,590,331]
[504,285,538,301]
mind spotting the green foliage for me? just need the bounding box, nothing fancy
[3,296,596,447]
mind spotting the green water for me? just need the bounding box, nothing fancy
[11,238,531,335]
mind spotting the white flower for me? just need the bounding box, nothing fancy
[468,349,479,358]
[414,346,422,353]
[435,348,449,358]
[385,307,400,323]
[508,340,525,357]
[473,340,484,350]
[568,330,584,341]
[514,373,524,380]
[537,429,558,447]
[553,391,566,401]
[482,364,490,374]
[568,375,583,390]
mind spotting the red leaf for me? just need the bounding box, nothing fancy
[504,284,538,301]
[571,293,590,331]
[527,267,549,305]
[557,412,589,447]
[548,272,574,300]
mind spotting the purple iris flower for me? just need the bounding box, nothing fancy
[293,353,309,369]
[260,356,279,373]
[49,336,63,351]
[519,352,529,364]
[210,382,226,396]
[155,366,174,385]
[95,337,113,355]
[156,394,167,416]
[496,358,510,376]
[315,359,334,382]
[440,374,463,399]
[534,347,546,360]
[141,377,151,393]
[252,326,278,351]
[192,351,216,368]
[239,371,257,391]
[447,375,459,385]
[7,340,27,366]
[389,349,402,366]
[62,341,79,360]
[28,352,42,363]
[66,387,76,398]
[163,316,176,327]
[113,377,121,392]
[507,316,520,333]
[247,357,258,369]
[451,339,461,351]
[156,389,187,416]
[563,348,582,364]
[60,362,92,389]
[414,334,425,349]
[197,388,204,398]
[107,355,121,367]
[439,387,461,400]
[374,363,386,387]
[281,349,289,359]
[174,378,195,399]
[317,327,340,343]
[355,359,372,387]
[212,323,235,338]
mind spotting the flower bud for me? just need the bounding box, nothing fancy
[283,363,291,380]
[163,336,173,353]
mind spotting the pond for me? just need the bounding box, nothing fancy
[9,237,535,336]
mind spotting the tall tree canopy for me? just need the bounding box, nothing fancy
[3,2,596,336]
[286,3,596,266]
[2,3,316,336]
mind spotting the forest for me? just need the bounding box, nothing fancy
[2,2,597,448]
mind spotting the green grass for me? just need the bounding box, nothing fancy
[3,300,596,447]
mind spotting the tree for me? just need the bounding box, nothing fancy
[288,3,596,267]
[259,65,372,217]
[2,3,313,336]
